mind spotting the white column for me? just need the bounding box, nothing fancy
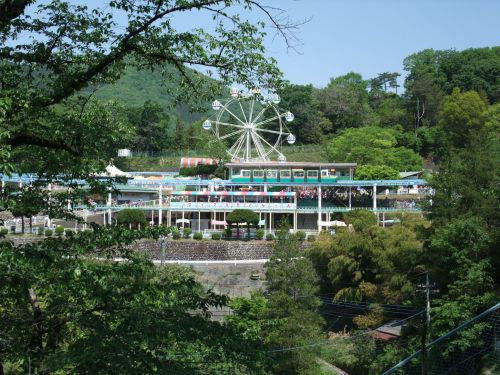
[47,184,52,228]
[373,184,377,211]
[158,185,163,226]
[317,186,322,231]
[348,187,352,209]
[107,191,112,225]
[269,212,272,233]
[1,179,4,194]
[264,184,267,193]
[198,211,201,232]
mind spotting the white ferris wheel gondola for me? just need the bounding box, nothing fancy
[202,120,212,130]
[212,100,222,110]
[203,90,295,163]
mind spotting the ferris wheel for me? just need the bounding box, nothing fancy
[202,88,296,163]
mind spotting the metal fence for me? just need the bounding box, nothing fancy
[382,303,500,375]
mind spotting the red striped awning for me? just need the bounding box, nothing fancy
[180,158,216,168]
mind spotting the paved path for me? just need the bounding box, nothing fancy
[316,357,349,375]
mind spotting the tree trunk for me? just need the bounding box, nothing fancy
[29,216,33,233]
[21,215,25,234]
[27,288,44,373]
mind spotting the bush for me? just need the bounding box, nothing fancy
[0,228,8,235]
[65,229,74,237]
[255,229,265,240]
[193,232,203,240]
[172,230,181,240]
[55,226,65,236]
[295,230,306,241]
[211,233,221,240]
[182,227,192,239]
[45,229,53,236]
[266,233,275,241]
[307,234,316,242]
[37,227,44,235]
[116,209,147,228]
[224,227,232,239]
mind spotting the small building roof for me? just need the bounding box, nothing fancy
[399,171,423,179]
[226,161,357,168]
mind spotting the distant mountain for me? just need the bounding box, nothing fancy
[90,64,216,123]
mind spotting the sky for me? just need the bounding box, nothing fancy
[23,0,500,88]
[262,0,500,87]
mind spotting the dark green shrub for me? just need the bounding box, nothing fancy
[227,209,259,239]
[295,230,306,241]
[55,226,64,236]
[45,229,53,236]
[224,228,232,239]
[182,227,192,239]
[193,232,203,240]
[172,230,181,240]
[37,227,44,235]
[116,209,147,228]
[65,229,74,237]
[307,234,316,242]
[211,233,221,240]
[266,233,275,241]
[255,229,265,240]
[0,228,8,235]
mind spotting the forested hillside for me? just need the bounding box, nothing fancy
[113,46,499,178]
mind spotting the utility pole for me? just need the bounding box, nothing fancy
[416,272,439,375]
[160,235,166,266]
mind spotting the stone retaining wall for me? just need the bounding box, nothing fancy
[5,236,312,261]
[132,239,313,261]
[133,239,273,261]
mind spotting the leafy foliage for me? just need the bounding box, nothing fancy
[226,209,259,239]
[116,209,148,228]
[0,226,265,374]
[326,126,423,171]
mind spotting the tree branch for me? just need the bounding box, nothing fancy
[7,133,81,155]
[0,0,34,31]
[40,0,225,107]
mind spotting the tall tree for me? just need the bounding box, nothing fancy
[263,222,324,374]
[174,117,188,152]
[315,72,375,131]
[133,100,170,155]
[326,126,423,172]
[278,83,331,143]
[438,88,488,150]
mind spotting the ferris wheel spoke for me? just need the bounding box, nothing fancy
[254,131,282,156]
[223,107,247,126]
[218,129,245,141]
[228,132,245,153]
[251,105,269,124]
[230,132,246,158]
[254,128,287,135]
[251,131,268,161]
[238,100,249,123]
[216,121,246,129]
[253,114,283,128]
[248,99,256,123]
